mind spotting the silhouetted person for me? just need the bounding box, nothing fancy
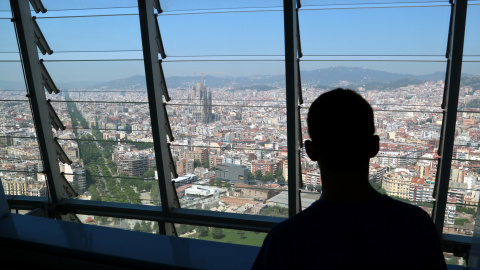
[252,89,446,270]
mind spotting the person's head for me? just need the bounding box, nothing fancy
[305,88,379,173]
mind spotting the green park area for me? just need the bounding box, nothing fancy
[198,228,266,246]
[180,225,267,247]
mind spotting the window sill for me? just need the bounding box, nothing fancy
[0,213,259,269]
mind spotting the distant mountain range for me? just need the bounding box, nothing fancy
[1,66,478,91]
[89,66,476,91]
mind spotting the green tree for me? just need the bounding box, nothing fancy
[197,226,209,237]
[315,185,322,192]
[73,182,80,193]
[457,207,476,215]
[194,159,202,168]
[454,218,470,226]
[277,175,286,184]
[248,171,254,181]
[203,161,210,168]
[237,230,246,239]
[212,227,225,239]
[215,179,223,187]
[371,181,386,193]
[255,170,263,180]
[307,184,314,191]
[261,171,275,182]
[143,168,156,179]
[178,224,188,235]
[209,178,215,186]
[259,206,288,218]
[274,169,283,178]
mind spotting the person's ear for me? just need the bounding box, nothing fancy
[305,140,318,161]
[370,135,380,158]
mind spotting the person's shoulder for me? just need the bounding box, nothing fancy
[380,195,432,221]
[268,200,326,234]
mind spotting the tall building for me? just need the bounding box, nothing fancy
[176,158,194,176]
[71,162,87,193]
[117,153,154,177]
[187,82,213,123]
[2,178,26,196]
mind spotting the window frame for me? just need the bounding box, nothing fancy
[1,0,475,258]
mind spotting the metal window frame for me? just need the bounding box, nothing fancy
[432,0,468,237]
[137,0,179,236]
[1,0,476,259]
[285,0,302,217]
[10,0,77,222]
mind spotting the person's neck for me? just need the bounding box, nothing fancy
[319,168,382,203]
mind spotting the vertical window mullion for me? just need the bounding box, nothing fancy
[284,0,301,217]
[432,0,468,236]
[138,0,179,236]
[10,0,77,220]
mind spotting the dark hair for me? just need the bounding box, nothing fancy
[307,88,375,171]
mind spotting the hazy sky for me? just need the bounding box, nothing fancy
[0,0,479,83]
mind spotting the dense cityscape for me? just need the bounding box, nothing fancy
[1,75,480,245]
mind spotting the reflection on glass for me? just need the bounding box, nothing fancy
[79,214,159,234]
[177,223,267,247]
[444,253,467,267]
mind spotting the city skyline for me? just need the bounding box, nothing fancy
[0,64,478,90]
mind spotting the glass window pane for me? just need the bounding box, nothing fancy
[0,62,45,199]
[34,15,142,52]
[53,96,155,204]
[159,10,284,56]
[299,5,450,56]
[164,60,288,216]
[464,4,480,56]
[161,0,282,12]
[302,0,446,5]
[300,60,447,216]
[446,59,480,236]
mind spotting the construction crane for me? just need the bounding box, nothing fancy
[193,71,225,86]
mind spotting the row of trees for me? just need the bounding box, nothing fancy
[65,94,88,133]
[208,179,232,188]
[66,97,157,204]
[247,169,285,183]
[193,159,210,169]
[123,139,153,150]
